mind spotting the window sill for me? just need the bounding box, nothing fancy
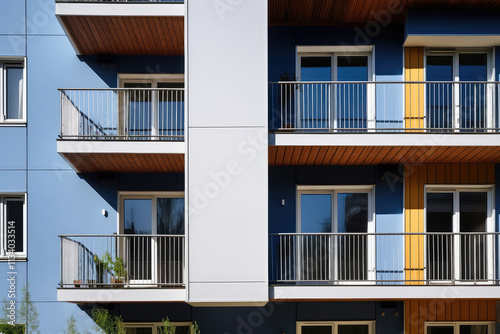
[0,257,27,262]
[0,122,27,127]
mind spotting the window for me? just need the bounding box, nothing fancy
[425,49,493,131]
[0,194,26,260]
[297,321,375,334]
[425,186,494,283]
[295,186,375,282]
[119,192,185,285]
[0,60,25,123]
[124,322,191,334]
[295,47,374,131]
[119,74,184,140]
[426,322,493,334]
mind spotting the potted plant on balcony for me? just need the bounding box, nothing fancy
[73,279,82,288]
[110,256,127,287]
[92,252,111,287]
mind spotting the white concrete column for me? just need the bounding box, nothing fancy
[185,0,268,306]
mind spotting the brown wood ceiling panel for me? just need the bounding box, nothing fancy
[269,0,500,25]
[61,15,184,55]
[62,153,184,173]
[269,146,500,166]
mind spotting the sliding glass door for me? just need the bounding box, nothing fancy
[297,53,372,131]
[426,51,492,132]
[297,187,374,283]
[121,193,184,285]
[426,188,493,283]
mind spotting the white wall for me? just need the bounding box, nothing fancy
[186,0,268,305]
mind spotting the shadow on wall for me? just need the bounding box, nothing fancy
[80,172,185,211]
[78,55,185,88]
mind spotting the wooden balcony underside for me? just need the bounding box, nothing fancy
[269,0,500,25]
[269,145,500,166]
[61,152,184,173]
[60,15,184,55]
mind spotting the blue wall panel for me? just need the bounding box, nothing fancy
[0,0,26,35]
[0,36,26,56]
[406,9,500,37]
[376,301,404,334]
[0,127,26,169]
[26,36,113,170]
[297,301,376,320]
[118,55,185,74]
[27,170,118,301]
[0,171,26,192]
[35,302,96,333]
[26,0,64,36]
[0,262,27,303]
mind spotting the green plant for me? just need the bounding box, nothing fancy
[18,285,39,334]
[158,318,176,334]
[158,318,201,334]
[0,323,25,333]
[112,257,127,280]
[0,285,39,333]
[94,254,110,284]
[190,321,201,334]
[65,314,79,334]
[91,308,125,334]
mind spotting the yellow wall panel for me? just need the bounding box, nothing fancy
[404,164,495,285]
[405,47,425,131]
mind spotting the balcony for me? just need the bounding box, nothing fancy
[269,232,500,300]
[57,88,185,172]
[57,234,185,303]
[269,81,500,166]
[55,0,184,55]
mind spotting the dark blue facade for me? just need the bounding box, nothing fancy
[100,301,404,334]
[268,165,404,234]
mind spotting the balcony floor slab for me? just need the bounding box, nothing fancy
[270,133,500,165]
[57,140,185,173]
[271,285,500,301]
[57,288,186,303]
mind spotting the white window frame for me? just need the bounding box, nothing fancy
[297,320,375,334]
[296,185,376,283]
[124,321,191,333]
[0,58,27,125]
[425,321,494,333]
[424,185,495,284]
[424,48,495,131]
[118,73,184,138]
[118,191,185,285]
[0,194,27,260]
[296,47,375,130]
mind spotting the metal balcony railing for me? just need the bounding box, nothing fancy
[60,235,185,288]
[269,81,500,133]
[59,88,184,141]
[270,232,498,285]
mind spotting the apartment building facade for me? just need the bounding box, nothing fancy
[1,0,500,333]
